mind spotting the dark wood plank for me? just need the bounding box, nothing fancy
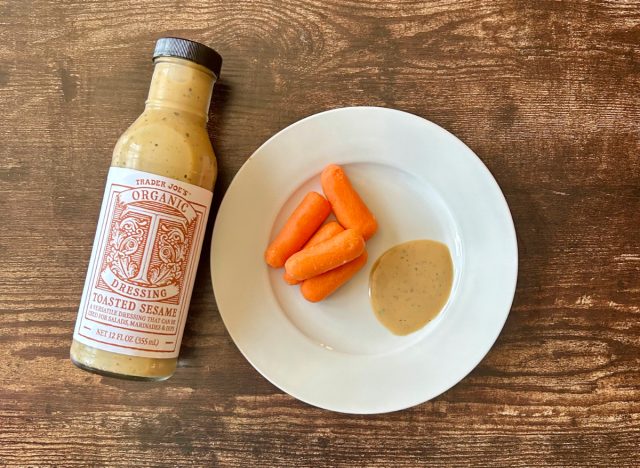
[1,0,639,466]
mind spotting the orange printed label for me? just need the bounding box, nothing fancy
[73,167,212,358]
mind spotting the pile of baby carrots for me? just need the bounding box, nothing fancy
[264,164,377,302]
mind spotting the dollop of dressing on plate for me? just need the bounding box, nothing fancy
[369,240,453,336]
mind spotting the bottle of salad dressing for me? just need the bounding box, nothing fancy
[70,38,222,380]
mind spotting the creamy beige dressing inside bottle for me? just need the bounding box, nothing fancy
[70,38,222,380]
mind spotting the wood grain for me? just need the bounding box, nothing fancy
[1,0,639,466]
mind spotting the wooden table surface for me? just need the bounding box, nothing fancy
[2,0,639,466]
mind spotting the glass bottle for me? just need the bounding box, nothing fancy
[70,38,222,380]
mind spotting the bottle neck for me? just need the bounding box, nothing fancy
[146,57,216,121]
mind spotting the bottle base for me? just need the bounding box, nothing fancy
[70,356,173,382]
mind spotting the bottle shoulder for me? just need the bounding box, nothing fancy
[112,109,216,190]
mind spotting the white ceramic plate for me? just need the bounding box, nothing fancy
[211,107,517,414]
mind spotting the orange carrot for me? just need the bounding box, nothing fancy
[264,192,331,268]
[285,229,365,281]
[283,272,302,285]
[301,251,368,302]
[321,164,378,240]
[305,221,344,247]
[283,222,344,285]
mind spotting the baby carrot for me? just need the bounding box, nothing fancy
[305,221,344,246]
[321,164,378,240]
[283,272,302,285]
[264,192,331,268]
[301,251,368,302]
[285,229,365,281]
[283,222,344,285]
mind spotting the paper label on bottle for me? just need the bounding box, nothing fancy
[73,167,212,358]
